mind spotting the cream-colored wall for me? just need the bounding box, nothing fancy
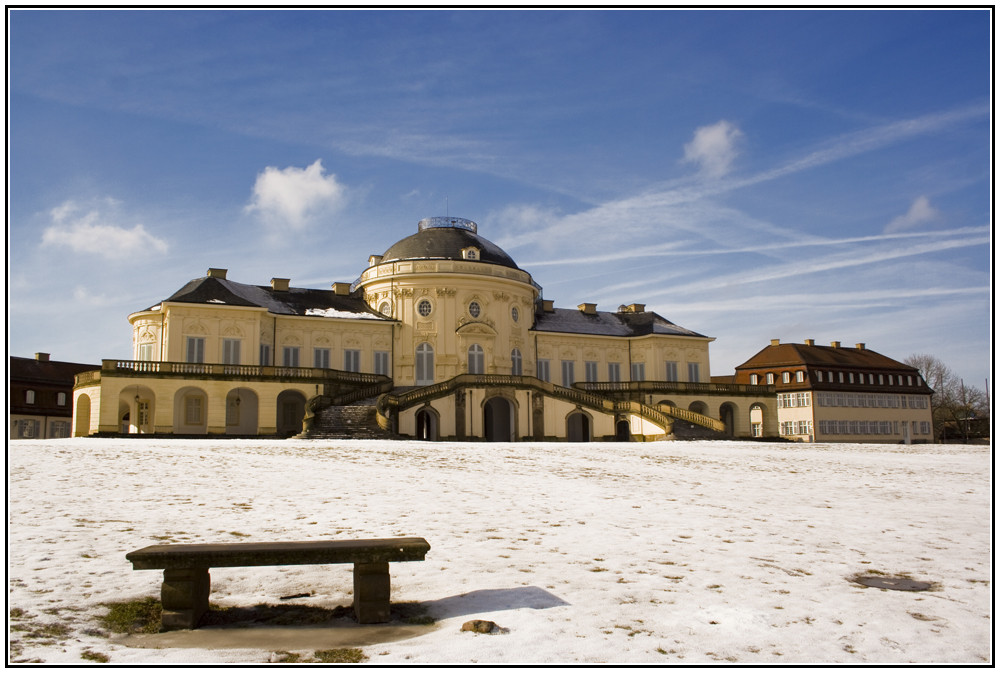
[358,262,538,386]
[131,304,394,373]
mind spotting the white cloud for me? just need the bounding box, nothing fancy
[244,159,347,230]
[682,120,743,178]
[884,195,940,234]
[41,199,168,258]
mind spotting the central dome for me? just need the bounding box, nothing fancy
[380,217,520,270]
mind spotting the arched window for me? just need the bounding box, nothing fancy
[379,301,391,316]
[468,344,484,375]
[416,343,434,385]
[511,348,523,376]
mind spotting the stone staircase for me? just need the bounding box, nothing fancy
[669,419,730,440]
[302,399,398,440]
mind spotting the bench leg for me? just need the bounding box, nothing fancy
[160,567,210,630]
[353,562,390,624]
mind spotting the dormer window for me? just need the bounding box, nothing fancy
[462,247,479,260]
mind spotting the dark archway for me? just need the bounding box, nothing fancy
[719,402,737,437]
[276,390,307,437]
[415,407,438,441]
[615,418,631,442]
[483,397,514,442]
[567,411,591,442]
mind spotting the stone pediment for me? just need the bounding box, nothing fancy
[456,321,498,336]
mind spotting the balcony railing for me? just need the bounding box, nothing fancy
[576,380,774,396]
[95,359,387,385]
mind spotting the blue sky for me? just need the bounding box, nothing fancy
[8,9,992,387]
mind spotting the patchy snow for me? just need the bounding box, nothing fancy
[7,438,992,665]
[304,307,373,319]
[207,299,226,304]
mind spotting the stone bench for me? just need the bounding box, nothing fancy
[126,537,430,630]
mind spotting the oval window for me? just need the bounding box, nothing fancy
[417,299,432,317]
[469,301,481,318]
[511,306,519,323]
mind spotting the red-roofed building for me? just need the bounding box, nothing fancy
[734,339,934,443]
[10,353,99,438]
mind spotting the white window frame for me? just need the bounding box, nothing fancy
[688,362,700,383]
[585,361,598,383]
[665,361,678,382]
[374,351,390,377]
[608,362,621,383]
[537,359,551,383]
[283,346,300,368]
[511,349,523,376]
[222,338,241,365]
[561,360,575,388]
[344,349,361,373]
[260,344,271,366]
[314,348,331,370]
[468,344,484,375]
[416,343,434,385]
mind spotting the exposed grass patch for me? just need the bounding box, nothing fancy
[81,649,110,663]
[393,601,436,625]
[313,648,367,663]
[99,597,162,634]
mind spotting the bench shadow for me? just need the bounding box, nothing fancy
[416,586,570,620]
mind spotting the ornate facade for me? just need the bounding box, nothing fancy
[72,217,777,441]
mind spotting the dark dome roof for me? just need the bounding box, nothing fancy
[380,217,520,270]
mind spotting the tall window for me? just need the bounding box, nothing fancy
[260,344,271,366]
[283,346,300,367]
[222,339,241,365]
[585,361,598,383]
[344,349,361,372]
[374,351,390,376]
[688,363,700,382]
[186,337,205,363]
[631,362,645,381]
[138,343,154,361]
[537,359,550,383]
[608,362,621,382]
[750,374,759,385]
[314,348,331,369]
[781,371,790,384]
[468,344,484,374]
[561,360,575,388]
[511,349,523,376]
[185,396,203,424]
[766,372,774,385]
[796,371,805,383]
[25,390,36,405]
[416,343,434,385]
[665,361,678,382]
[57,392,67,406]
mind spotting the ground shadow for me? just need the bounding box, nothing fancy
[415,586,570,620]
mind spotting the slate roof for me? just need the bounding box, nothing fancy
[10,357,100,384]
[149,276,389,320]
[381,227,521,270]
[531,308,709,338]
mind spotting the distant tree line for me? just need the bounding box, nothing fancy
[905,354,990,443]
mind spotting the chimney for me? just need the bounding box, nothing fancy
[207,268,228,279]
[332,282,351,296]
[541,299,555,313]
[35,352,50,362]
[770,339,780,346]
[804,338,815,346]
[855,343,866,350]
[578,303,598,315]
[271,278,290,292]
[619,303,645,313]
[830,341,841,348]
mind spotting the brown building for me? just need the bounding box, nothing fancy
[733,339,934,443]
[10,353,99,439]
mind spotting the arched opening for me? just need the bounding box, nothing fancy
[120,385,155,434]
[719,402,737,437]
[749,403,765,438]
[276,390,306,437]
[174,386,209,435]
[73,394,91,437]
[415,406,438,441]
[566,410,591,442]
[415,342,434,386]
[615,418,631,442]
[483,396,514,442]
[226,387,259,435]
[688,400,708,416]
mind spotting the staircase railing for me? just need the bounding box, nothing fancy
[375,374,690,436]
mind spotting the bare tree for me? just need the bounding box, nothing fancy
[905,354,989,443]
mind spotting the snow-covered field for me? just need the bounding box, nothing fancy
[8,438,993,664]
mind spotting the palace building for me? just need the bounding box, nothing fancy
[72,217,778,441]
[732,339,934,443]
